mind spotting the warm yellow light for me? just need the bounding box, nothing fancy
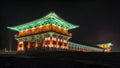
[17,41,24,51]
[50,37,53,48]
[28,42,31,49]
[35,40,38,48]
[100,45,110,49]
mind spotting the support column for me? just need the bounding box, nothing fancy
[42,39,46,47]
[66,41,68,49]
[27,41,31,49]
[35,39,38,48]
[62,39,64,49]
[50,37,53,48]
[56,38,59,48]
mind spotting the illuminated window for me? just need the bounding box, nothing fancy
[52,37,55,41]
[54,38,56,41]
[45,45,47,47]
[64,40,67,43]
[58,39,60,42]
[19,41,23,44]
[48,37,50,40]
[60,39,62,42]
[45,38,47,41]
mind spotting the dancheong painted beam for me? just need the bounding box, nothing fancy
[7,12,79,31]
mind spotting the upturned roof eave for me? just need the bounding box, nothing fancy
[7,12,79,31]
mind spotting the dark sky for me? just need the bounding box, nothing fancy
[0,0,120,52]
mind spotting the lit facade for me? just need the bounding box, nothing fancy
[7,12,113,52]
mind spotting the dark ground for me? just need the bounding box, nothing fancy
[0,51,120,68]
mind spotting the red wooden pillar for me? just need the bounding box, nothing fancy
[62,39,64,49]
[50,37,53,48]
[27,41,31,49]
[35,39,38,48]
[56,38,59,48]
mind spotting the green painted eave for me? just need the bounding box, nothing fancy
[7,12,79,31]
[68,42,103,51]
[97,43,113,46]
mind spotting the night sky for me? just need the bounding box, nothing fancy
[0,0,120,52]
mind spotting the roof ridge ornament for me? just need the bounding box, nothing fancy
[45,12,58,19]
